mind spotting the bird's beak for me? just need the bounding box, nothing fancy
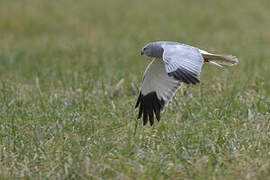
[140,51,144,56]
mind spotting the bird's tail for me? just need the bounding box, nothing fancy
[199,50,238,67]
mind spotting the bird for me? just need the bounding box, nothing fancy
[135,41,238,126]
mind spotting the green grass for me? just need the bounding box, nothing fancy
[0,0,270,179]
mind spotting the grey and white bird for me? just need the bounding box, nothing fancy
[135,41,238,126]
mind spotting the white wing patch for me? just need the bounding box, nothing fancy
[135,59,181,125]
[140,59,181,102]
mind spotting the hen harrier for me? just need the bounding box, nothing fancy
[135,41,238,126]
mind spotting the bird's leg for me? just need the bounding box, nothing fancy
[204,58,209,63]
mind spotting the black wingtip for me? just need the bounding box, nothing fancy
[135,93,142,108]
[135,92,165,126]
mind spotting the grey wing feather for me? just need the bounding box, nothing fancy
[162,44,204,84]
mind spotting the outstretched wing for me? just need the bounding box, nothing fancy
[162,44,204,84]
[135,59,182,126]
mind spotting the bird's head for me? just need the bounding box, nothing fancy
[140,42,163,58]
[141,43,152,57]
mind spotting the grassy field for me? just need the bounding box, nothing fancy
[0,0,270,179]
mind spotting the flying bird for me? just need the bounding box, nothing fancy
[135,41,238,126]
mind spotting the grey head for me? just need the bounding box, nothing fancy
[141,42,164,58]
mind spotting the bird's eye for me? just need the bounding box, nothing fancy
[143,48,146,51]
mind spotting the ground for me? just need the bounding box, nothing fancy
[0,0,269,179]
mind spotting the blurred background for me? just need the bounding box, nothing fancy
[1,0,269,87]
[0,0,269,179]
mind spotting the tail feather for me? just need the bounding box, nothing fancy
[204,54,238,66]
[199,49,239,67]
[209,61,223,67]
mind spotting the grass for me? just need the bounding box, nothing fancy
[0,0,270,179]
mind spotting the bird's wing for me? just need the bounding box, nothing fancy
[135,59,182,126]
[162,44,204,84]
